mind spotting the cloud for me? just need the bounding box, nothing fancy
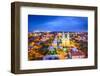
[29,15,88,32]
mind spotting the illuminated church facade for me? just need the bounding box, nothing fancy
[61,32,70,47]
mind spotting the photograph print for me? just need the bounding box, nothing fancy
[28,15,88,61]
[11,2,97,74]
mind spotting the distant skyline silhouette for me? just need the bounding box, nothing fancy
[28,15,88,32]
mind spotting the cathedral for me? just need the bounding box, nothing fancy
[61,32,70,47]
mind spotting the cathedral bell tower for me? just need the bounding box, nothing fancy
[62,32,70,47]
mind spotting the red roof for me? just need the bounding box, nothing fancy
[71,51,85,56]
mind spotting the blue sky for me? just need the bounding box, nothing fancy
[28,15,88,32]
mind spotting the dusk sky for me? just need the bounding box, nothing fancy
[28,15,88,32]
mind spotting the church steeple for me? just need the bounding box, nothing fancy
[62,32,65,39]
[62,32,70,47]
